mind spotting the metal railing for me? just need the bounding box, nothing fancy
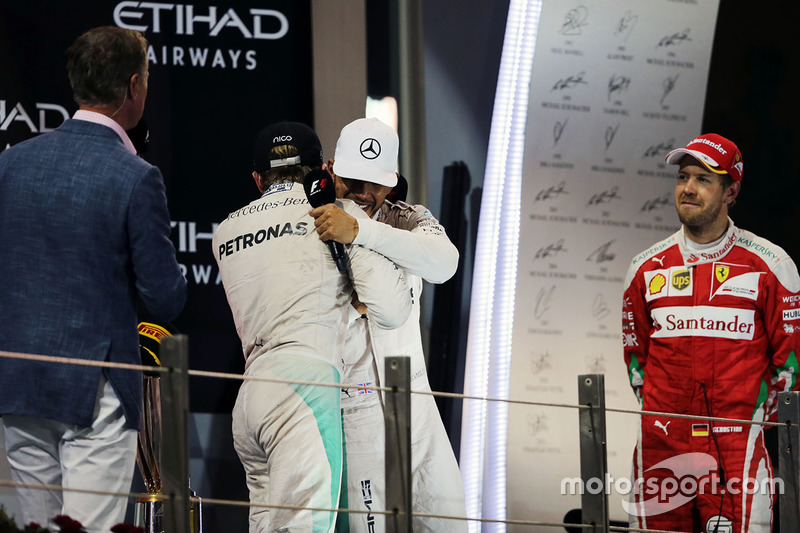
[2,341,798,533]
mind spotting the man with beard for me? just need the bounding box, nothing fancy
[309,118,467,532]
[622,133,800,532]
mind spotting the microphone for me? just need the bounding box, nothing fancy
[303,169,349,273]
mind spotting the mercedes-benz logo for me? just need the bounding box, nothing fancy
[359,138,381,160]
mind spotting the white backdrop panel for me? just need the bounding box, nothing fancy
[506,1,720,529]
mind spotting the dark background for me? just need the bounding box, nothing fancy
[0,3,312,525]
[703,2,800,260]
[703,4,800,530]
[0,0,313,415]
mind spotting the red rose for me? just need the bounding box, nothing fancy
[52,515,87,533]
[110,524,145,533]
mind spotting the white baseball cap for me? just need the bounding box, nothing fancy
[333,118,398,187]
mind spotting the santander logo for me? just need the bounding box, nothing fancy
[689,137,727,155]
[683,233,737,265]
[650,306,755,340]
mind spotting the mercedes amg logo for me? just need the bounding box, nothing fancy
[359,138,381,160]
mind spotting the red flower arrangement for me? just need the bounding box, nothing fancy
[0,507,144,533]
[52,516,86,533]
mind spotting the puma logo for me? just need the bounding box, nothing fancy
[654,420,670,435]
[651,255,665,267]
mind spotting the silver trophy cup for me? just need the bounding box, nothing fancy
[133,375,203,532]
[134,375,165,532]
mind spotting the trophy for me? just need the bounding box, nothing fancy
[135,322,202,532]
[134,374,164,532]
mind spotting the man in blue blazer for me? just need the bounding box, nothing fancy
[0,26,186,531]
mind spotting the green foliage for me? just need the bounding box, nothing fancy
[0,506,47,532]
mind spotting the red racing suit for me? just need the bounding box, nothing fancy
[622,220,800,533]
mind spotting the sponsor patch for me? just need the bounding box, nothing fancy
[623,332,638,347]
[682,232,737,265]
[784,309,800,321]
[644,268,693,301]
[706,515,733,533]
[138,322,171,343]
[650,306,756,340]
[671,270,691,291]
[737,236,782,265]
[217,221,309,258]
[361,480,376,531]
[709,263,761,301]
[632,238,674,266]
[692,423,709,437]
[648,272,667,296]
[263,181,293,196]
[715,265,730,283]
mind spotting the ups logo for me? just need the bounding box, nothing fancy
[671,270,691,291]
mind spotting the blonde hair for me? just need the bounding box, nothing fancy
[256,145,316,190]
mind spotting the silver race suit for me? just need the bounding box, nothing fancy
[338,200,468,533]
[214,182,411,533]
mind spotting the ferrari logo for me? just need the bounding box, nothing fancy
[715,265,730,283]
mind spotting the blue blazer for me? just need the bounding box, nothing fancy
[0,119,187,430]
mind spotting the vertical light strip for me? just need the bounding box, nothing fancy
[460,1,542,531]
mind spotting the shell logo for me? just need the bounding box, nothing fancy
[648,273,667,295]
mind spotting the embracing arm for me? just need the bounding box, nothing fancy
[342,202,412,329]
[311,201,458,284]
[347,244,411,330]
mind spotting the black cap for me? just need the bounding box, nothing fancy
[253,121,323,172]
[387,173,408,203]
